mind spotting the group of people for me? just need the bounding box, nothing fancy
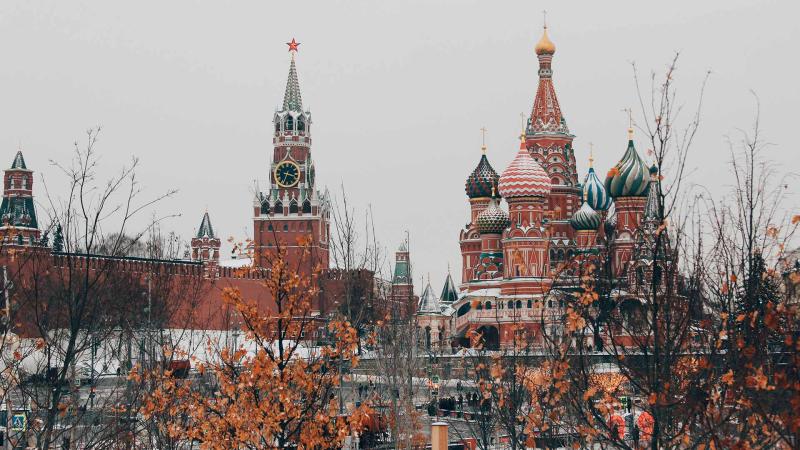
[432,392,488,412]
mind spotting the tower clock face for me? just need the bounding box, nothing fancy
[274,161,300,187]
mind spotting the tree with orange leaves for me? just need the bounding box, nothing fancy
[139,235,369,449]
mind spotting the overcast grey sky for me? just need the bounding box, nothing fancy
[1,0,798,293]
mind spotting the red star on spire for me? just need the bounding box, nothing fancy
[287,38,300,53]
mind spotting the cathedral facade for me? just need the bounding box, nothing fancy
[416,26,662,351]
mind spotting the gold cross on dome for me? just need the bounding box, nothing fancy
[622,108,634,128]
[622,108,634,139]
[480,126,487,153]
[543,10,547,29]
[588,142,594,167]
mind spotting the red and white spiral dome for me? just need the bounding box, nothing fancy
[498,139,552,198]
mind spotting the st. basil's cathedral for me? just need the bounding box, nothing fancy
[416,25,664,351]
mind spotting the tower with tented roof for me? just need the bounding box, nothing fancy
[0,151,40,245]
[390,240,416,317]
[253,39,330,271]
[191,211,221,275]
[524,23,581,245]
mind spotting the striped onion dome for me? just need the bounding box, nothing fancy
[476,196,510,234]
[604,200,617,236]
[569,202,601,231]
[498,138,551,198]
[465,152,499,199]
[604,134,650,198]
[583,166,612,211]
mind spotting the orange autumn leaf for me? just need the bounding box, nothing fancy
[721,370,735,386]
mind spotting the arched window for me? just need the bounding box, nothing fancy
[550,249,557,261]
[516,300,522,309]
[297,115,306,132]
[289,200,299,214]
[267,223,273,231]
[302,199,311,214]
[260,200,270,214]
[557,249,565,261]
[507,300,514,309]
[22,177,27,189]
[283,224,288,232]
[274,200,283,214]
[284,115,294,131]
[527,299,532,308]
[476,302,483,310]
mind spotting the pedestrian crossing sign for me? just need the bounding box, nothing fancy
[11,414,26,431]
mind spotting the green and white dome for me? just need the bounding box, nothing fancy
[604,133,650,198]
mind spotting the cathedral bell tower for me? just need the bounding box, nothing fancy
[253,39,330,270]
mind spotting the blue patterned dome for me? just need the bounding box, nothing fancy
[466,153,500,199]
[604,135,650,198]
[583,166,612,211]
[476,197,510,234]
[569,202,601,231]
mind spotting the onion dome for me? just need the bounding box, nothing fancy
[582,153,612,211]
[498,137,551,198]
[569,202,601,231]
[476,196,510,234]
[604,130,650,198]
[465,148,500,199]
[604,200,617,236]
[535,26,556,55]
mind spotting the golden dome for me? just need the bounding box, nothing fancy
[535,27,556,55]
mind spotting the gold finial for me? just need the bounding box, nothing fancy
[588,142,594,168]
[535,13,556,55]
[543,10,547,29]
[480,126,487,153]
[491,185,496,198]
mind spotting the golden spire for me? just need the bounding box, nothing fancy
[480,126,487,154]
[535,12,556,56]
[588,142,594,168]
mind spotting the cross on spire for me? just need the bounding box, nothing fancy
[588,142,594,167]
[622,108,634,139]
[480,126,487,153]
[542,10,548,29]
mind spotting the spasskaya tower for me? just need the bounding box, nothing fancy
[253,39,330,270]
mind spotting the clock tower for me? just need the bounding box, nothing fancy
[253,39,330,270]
